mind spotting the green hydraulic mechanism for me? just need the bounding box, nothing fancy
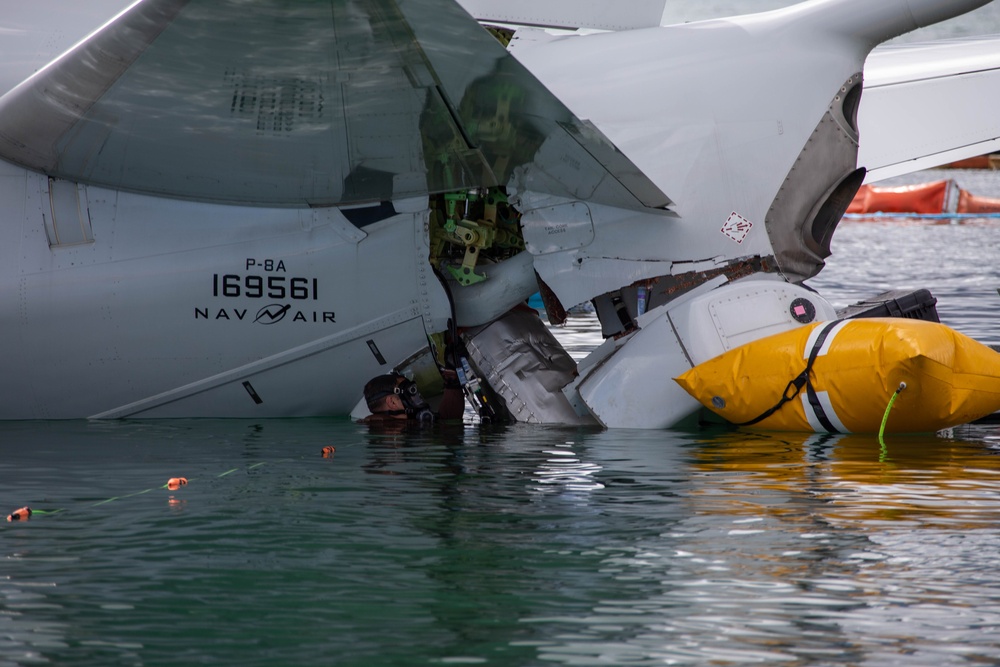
[430,187,524,287]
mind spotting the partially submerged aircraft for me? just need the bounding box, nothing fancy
[0,0,998,424]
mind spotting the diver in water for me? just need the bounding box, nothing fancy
[360,372,466,425]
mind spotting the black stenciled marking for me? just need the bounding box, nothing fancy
[242,381,264,405]
[366,339,387,365]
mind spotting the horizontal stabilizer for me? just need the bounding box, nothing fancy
[859,36,1000,181]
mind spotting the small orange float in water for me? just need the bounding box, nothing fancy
[321,446,336,458]
[6,507,31,522]
[166,477,188,490]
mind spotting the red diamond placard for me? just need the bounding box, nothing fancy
[721,211,753,244]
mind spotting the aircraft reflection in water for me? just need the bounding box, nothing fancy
[0,0,998,422]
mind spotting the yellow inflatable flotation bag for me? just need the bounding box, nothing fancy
[675,318,1000,433]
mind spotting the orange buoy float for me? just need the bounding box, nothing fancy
[675,318,1000,433]
[166,477,188,490]
[956,189,1000,214]
[7,507,31,522]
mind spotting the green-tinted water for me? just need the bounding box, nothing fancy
[4,419,1000,666]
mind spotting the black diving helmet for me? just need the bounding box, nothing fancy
[395,377,435,423]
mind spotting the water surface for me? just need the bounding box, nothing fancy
[3,418,1000,666]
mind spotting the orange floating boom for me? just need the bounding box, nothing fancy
[848,179,1000,215]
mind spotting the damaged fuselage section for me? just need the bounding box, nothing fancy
[428,2,924,429]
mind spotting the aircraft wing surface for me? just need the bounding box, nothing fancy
[0,0,669,209]
[859,36,1000,181]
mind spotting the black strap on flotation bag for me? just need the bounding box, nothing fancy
[734,320,843,429]
[805,365,840,433]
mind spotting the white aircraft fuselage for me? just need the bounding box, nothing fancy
[0,165,452,417]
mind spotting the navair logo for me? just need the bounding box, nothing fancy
[255,303,291,325]
[721,212,753,244]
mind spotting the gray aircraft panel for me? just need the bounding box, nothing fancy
[0,0,671,210]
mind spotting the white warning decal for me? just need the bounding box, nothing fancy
[721,212,753,244]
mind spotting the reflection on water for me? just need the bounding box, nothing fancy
[521,426,1000,666]
[2,418,1000,666]
[692,429,1000,528]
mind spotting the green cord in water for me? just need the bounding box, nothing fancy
[878,382,907,455]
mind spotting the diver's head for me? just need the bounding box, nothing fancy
[363,373,434,422]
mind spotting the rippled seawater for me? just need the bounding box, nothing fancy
[4,417,1000,667]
